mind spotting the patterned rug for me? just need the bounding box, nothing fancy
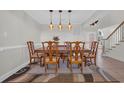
[4,73,102,83]
[3,61,119,83]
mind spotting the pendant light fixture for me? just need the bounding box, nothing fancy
[68,10,72,31]
[58,10,63,31]
[49,10,54,30]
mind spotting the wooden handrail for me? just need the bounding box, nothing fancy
[104,21,124,40]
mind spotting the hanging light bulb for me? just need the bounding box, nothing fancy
[68,10,72,31]
[58,23,62,30]
[58,10,63,31]
[49,10,54,30]
[68,21,72,31]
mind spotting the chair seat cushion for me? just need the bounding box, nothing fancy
[31,53,43,58]
[69,58,82,64]
[45,57,59,64]
[84,53,95,58]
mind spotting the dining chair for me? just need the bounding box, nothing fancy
[70,41,85,58]
[79,41,85,59]
[80,42,85,50]
[84,41,99,66]
[70,41,85,50]
[43,41,60,73]
[27,41,43,66]
[64,41,71,50]
[68,42,84,72]
[59,41,71,63]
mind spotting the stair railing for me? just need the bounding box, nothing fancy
[102,21,124,54]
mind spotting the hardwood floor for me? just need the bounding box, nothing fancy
[3,48,124,83]
[97,49,124,82]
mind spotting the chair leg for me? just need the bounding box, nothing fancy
[43,56,45,66]
[56,64,58,73]
[94,58,96,66]
[47,64,48,69]
[58,59,60,68]
[78,64,80,68]
[41,58,43,66]
[84,58,87,67]
[58,64,59,70]
[80,63,83,73]
[63,56,65,63]
[67,61,69,68]
[39,58,42,67]
[90,58,92,62]
[34,58,35,63]
[29,58,32,67]
[45,64,47,73]
[58,63,59,68]
[63,59,64,63]
[62,54,64,63]
[70,64,72,72]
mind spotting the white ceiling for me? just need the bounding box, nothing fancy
[24,10,124,31]
[25,10,96,24]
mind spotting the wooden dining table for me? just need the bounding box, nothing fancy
[35,45,91,54]
[35,45,91,65]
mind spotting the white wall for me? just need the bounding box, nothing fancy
[40,24,97,48]
[99,24,119,39]
[0,11,41,82]
[40,24,81,42]
[0,10,98,82]
[106,42,124,62]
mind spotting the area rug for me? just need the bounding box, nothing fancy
[3,61,119,83]
[4,73,102,83]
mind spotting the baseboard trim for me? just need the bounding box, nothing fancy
[0,62,28,82]
[105,54,124,63]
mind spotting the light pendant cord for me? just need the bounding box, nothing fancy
[59,12,62,25]
[69,13,71,24]
[51,12,52,24]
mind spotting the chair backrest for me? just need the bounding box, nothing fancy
[64,41,71,51]
[80,42,85,49]
[27,41,35,56]
[44,41,59,61]
[90,41,99,55]
[42,41,48,52]
[42,41,58,47]
[70,41,85,50]
[69,42,83,61]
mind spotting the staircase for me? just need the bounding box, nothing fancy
[102,21,124,54]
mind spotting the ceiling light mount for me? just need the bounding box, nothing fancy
[49,10,53,12]
[68,10,72,13]
[90,20,99,26]
[59,10,62,13]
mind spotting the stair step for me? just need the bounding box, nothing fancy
[115,43,120,45]
[108,48,112,50]
[120,40,124,42]
[112,46,116,48]
[105,51,109,52]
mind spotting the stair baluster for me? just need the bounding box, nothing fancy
[102,21,124,54]
[122,24,124,41]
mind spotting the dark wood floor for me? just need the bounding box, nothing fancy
[97,49,124,82]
